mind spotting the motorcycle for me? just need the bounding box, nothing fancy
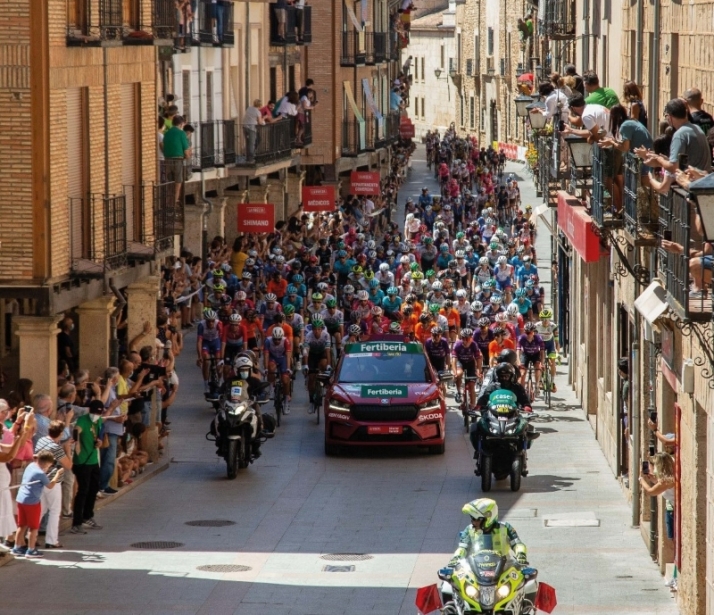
[206,378,275,479]
[471,390,539,492]
[437,533,539,615]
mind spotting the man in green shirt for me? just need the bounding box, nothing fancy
[162,115,192,205]
[583,71,619,109]
[71,401,104,535]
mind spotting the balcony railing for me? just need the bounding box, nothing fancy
[659,188,713,320]
[449,57,458,75]
[141,181,179,253]
[623,152,658,242]
[191,121,217,170]
[269,4,312,45]
[197,0,234,46]
[657,191,673,283]
[289,109,313,148]
[386,111,401,143]
[342,119,371,156]
[234,119,293,166]
[341,31,367,66]
[69,193,127,275]
[365,32,388,64]
[220,119,236,165]
[591,144,623,228]
[540,0,576,40]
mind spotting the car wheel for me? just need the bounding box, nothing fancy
[429,443,446,455]
[324,440,339,456]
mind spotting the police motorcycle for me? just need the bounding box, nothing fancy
[473,390,539,492]
[206,358,276,479]
[437,533,539,615]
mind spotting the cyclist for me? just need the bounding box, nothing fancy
[451,328,482,409]
[302,318,332,405]
[259,293,282,331]
[344,323,363,346]
[306,292,325,320]
[517,322,545,395]
[221,313,247,379]
[536,308,559,392]
[425,326,451,386]
[282,285,304,316]
[263,327,293,408]
[283,305,304,370]
[440,299,460,345]
[382,286,403,322]
[197,309,223,395]
[322,298,344,354]
[488,327,515,367]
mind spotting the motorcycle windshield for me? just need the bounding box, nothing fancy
[464,534,509,584]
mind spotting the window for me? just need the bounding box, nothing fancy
[440,43,445,68]
[470,96,475,128]
[474,34,480,72]
[270,67,277,102]
[182,70,191,122]
[457,33,462,70]
[421,96,425,119]
[421,57,425,82]
[487,27,493,56]
[460,95,464,126]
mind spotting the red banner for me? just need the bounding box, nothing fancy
[350,171,381,195]
[237,203,275,233]
[400,119,415,139]
[302,185,336,212]
[556,191,606,263]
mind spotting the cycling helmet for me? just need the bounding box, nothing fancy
[389,322,402,333]
[540,308,553,319]
[460,328,474,338]
[419,313,430,324]
[493,327,506,336]
[326,298,337,308]
[423,235,433,243]
[406,293,417,303]
[212,282,226,292]
[352,265,364,275]
[525,322,538,332]
[490,295,502,305]
[432,281,443,291]
[283,304,295,315]
[387,286,399,295]
[276,255,285,264]
[525,280,535,289]
[212,268,224,279]
[429,303,441,314]
[443,204,452,211]
[426,269,436,278]
[472,301,484,312]
[369,279,380,289]
[515,288,527,298]
[456,231,465,239]
[348,324,362,336]
[204,309,218,321]
[311,318,324,328]
[272,247,283,255]
[271,327,285,340]
[440,244,450,252]
[265,293,277,302]
[245,258,255,267]
[364,270,374,280]
[357,290,369,301]
[444,299,454,308]
[456,289,467,298]
[495,362,516,383]
[337,250,347,258]
[403,304,413,313]
[357,233,365,241]
[400,255,410,265]
[478,317,491,327]
[379,263,390,272]
[409,262,419,272]
[286,285,297,295]
[248,250,258,258]
[235,291,247,301]
[455,250,465,259]
[462,498,498,531]
[344,285,355,295]
[496,313,510,324]
[479,257,489,266]
[498,349,518,367]
[317,282,329,292]
[228,313,242,324]
[412,271,424,280]
[242,272,252,280]
[371,306,383,317]
[483,280,495,290]
[448,260,457,268]
[430,326,443,335]
[497,256,507,265]
[367,240,376,249]
[292,274,304,284]
[311,293,323,303]
[505,304,518,317]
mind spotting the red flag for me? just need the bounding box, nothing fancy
[535,582,557,613]
[415,584,442,614]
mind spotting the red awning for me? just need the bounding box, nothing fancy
[556,191,607,263]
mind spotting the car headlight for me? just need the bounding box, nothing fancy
[328,399,350,412]
[496,584,511,599]
[465,585,479,599]
[419,400,441,412]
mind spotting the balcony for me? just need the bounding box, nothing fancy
[342,118,375,157]
[385,111,401,144]
[290,109,313,149]
[486,57,495,76]
[466,59,474,76]
[269,4,312,46]
[449,57,459,75]
[365,32,388,64]
[236,119,293,166]
[341,31,367,66]
[658,188,713,321]
[69,193,127,276]
[196,0,234,46]
[622,152,658,244]
[141,181,180,253]
[540,0,576,40]
[191,121,217,170]
[591,144,623,228]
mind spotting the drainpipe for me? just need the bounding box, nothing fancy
[631,247,641,525]
[634,0,643,87]
[198,32,212,263]
[647,248,658,558]
[108,281,126,368]
[650,0,660,126]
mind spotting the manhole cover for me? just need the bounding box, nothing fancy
[320,553,373,561]
[197,564,252,573]
[131,541,184,549]
[185,520,236,527]
[323,565,356,572]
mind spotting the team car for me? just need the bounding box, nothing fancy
[321,335,449,455]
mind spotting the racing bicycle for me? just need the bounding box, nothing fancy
[524,363,537,403]
[460,374,482,431]
[273,376,286,427]
[205,355,222,405]
[541,352,558,409]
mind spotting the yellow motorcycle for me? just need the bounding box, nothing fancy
[438,534,538,614]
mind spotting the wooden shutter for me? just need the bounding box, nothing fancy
[182,69,191,121]
[67,88,85,260]
[206,71,214,120]
[121,83,137,241]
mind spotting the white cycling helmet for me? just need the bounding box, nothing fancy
[344,285,355,294]
[507,303,519,316]
[432,281,443,291]
[229,313,242,324]
[479,257,489,266]
[400,255,410,265]
[379,262,390,272]
[456,289,467,298]
[497,256,508,265]
[455,250,465,259]
[471,300,483,312]
[357,290,369,301]
[271,327,285,340]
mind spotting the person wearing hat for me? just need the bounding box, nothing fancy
[70,400,105,535]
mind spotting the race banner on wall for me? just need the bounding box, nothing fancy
[302,186,336,212]
[237,203,275,232]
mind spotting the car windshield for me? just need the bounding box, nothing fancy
[337,352,430,383]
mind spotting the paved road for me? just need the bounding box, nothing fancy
[0,148,678,615]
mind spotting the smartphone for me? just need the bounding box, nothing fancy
[558,120,566,132]
[663,230,672,242]
[642,461,650,475]
[72,429,79,441]
[649,411,658,423]
[649,444,656,457]
[678,153,689,171]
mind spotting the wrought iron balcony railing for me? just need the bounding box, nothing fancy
[197,0,234,46]
[289,109,313,148]
[385,111,401,143]
[539,0,576,40]
[191,121,217,170]
[342,118,375,156]
[139,181,179,254]
[269,4,312,45]
[341,31,367,66]
[623,152,658,242]
[591,144,623,228]
[365,32,388,64]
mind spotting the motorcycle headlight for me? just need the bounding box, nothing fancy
[496,584,511,599]
[465,585,479,599]
[227,403,246,415]
[490,426,498,434]
[328,399,350,412]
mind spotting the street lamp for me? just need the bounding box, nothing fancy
[514,95,532,118]
[564,134,592,168]
[688,173,714,241]
[526,101,547,130]
[434,68,442,79]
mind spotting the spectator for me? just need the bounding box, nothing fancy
[57,316,77,373]
[298,78,314,100]
[683,88,714,136]
[583,71,619,108]
[259,100,278,124]
[294,0,306,42]
[403,55,413,75]
[98,369,126,496]
[639,452,675,540]
[70,400,105,535]
[563,94,610,143]
[276,91,299,118]
[622,81,648,127]
[535,80,569,123]
[243,99,264,163]
[31,394,53,446]
[390,87,405,113]
[34,420,73,549]
[162,115,191,203]
[274,0,288,41]
[163,105,179,129]
[551,71,572,97]
[230,238,249,277]
[564,64,584,96]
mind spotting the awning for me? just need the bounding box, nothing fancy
[556,191,607,263]
[533,204,552,233]
[634,280,669,325]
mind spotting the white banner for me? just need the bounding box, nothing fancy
[362,78,383,128]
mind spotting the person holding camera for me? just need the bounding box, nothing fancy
[639,452,676,540]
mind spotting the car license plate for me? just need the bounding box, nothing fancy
[368,425,403,435]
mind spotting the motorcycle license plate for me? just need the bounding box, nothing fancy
[368,425,403,435]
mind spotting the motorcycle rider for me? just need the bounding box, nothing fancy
[448,498,528,567]
[476,362,531,410]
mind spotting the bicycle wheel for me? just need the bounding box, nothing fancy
[315,385,322,425]
[543,368,552,409]
[525,367,535,403]
[274,383,283,427]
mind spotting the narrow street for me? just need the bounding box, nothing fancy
[0,148,678,615]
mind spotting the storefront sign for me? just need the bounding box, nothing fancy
[556,191,605,263]
[350,171,381,195]
[302,186,336,212]
[237,203,275,232]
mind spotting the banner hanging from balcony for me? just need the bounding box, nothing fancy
[350,171,381,195]
[400,117,415,139]
[362,78,384,132]
[302,186,336,212]
[344,81,366,150]
[237,203,276,233]
[345,4,362,30]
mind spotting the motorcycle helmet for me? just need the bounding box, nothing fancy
[498,349,518,367]
[462,498,499,531]
[233,356,253,381]
[494,362,516,384]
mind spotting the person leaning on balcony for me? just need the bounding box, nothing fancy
[163,115,192,184]
[636,98,712,195]
[243,99,264,163]
[622,81,648,128]
[600,104,654,188]
[583,71,619,109]
[562,94,610,143]
[260,101,279,124]
[274,0,288,41]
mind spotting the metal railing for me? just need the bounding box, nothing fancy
[365,32,388,64]
[144,181,179,252]
[197,0,234,46]
[220,119,236,165]
[623,152,658,240]
[386,111,401,143]
[341,31,366,66]
[540,0,576,39]
[191,121,217,170]
[657,191,673,285]
[239,119,293,165]
[591,144,622,227]
[69,193,127,275]
[66,0,123,44]
[342,119,365,156]
[269,4,312,45]
[289,109,312,148]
